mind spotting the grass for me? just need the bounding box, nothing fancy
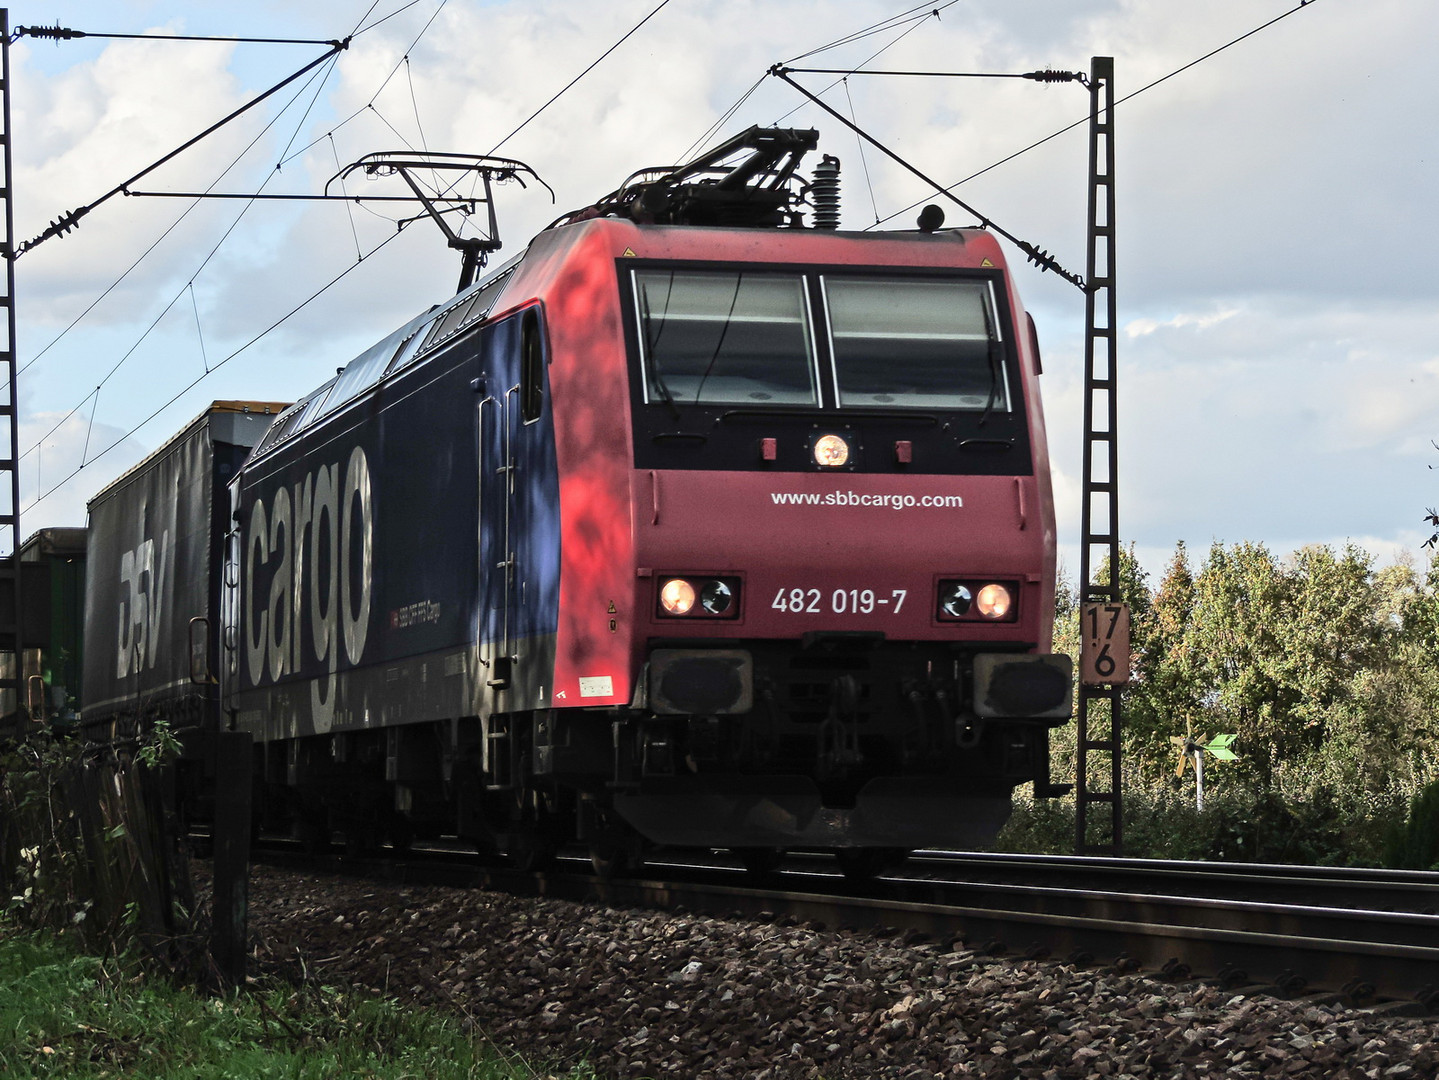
[0,925,597,1080]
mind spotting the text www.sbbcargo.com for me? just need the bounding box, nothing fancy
[769,491,963,510]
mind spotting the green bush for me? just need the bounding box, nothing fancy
[1382,779,1439,869]
[998,780,1374,866]
[1,729,195,970]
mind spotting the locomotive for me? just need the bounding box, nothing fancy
[81,128,1073,875]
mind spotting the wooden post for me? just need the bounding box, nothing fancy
[210,730,252,984]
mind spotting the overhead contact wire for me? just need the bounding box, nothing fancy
[486,0,675,156]
[871,0,1324,228]
[24,2,444,498]
[277,0,449,171]
[355,1,424,38]
[27,228,409,511]
[22,30,364,451]
[23,35,352,375]
[681,2,953,165]
[842,77,881,225]
[771,7,942,127]
[783,1,958,64]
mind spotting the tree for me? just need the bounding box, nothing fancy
[1126,542,1202,784]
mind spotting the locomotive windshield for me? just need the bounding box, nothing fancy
[632,268,1006,413]
[635,270,818,406]
[823,277,1006,412]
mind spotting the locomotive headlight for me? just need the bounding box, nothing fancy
[812,433,850,468]
[700,580,734,615]
[975,583,1013,620]
[939,582,973,618]
[938,578,1018,622]
[660,578,697,615]
[658,576,741,618]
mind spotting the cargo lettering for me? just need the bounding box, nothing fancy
[245,446,374,719]
[115,532,169,678]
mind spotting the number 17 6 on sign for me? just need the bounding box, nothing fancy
[1080,603,1131,686]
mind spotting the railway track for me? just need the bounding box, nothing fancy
[247,843,1439,1012]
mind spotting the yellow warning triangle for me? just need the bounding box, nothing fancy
[621,247,637,257]
[981,258,994,267]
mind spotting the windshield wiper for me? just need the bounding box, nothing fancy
[640,284,681,422]
[977,307,1003,427]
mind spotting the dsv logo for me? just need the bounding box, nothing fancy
[116,532,169,678]
[244,445,373,728]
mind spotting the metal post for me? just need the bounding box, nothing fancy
[0,13,22,731]
[1074,56,1123,854]
[210,730,253,985]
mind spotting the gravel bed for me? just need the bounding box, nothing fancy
[236,864,1439,1079]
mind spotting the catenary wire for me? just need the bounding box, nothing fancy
[685,1,955,162]
[783,1,958,65]
[842,77,881,225]
[770,7,943,127]
[485,0,675,156]
[19,4,406,375]
[21,3,439,441]
[26,227,409,512]
[870,0,1323,229]
[19,45,354,458]
[276,1,450,171]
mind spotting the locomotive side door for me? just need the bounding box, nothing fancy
[476,307,557,708]
[477,312,526,696]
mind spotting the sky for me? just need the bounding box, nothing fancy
[4,0,1437,587]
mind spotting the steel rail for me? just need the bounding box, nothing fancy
[899,851,1439,914]
[246,842,1439,1011]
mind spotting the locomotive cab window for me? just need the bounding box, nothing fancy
[624,261,1033,476]
[823,277,1008,412]
[633,269,818,407]
[520,307,546,424]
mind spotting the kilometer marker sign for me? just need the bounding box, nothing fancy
[1080,602,1131,686]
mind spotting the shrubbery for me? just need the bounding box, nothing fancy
[0,725,197,970]
[999,780,1396,866]
[1003,541,1439,867]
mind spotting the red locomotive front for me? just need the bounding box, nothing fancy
[525,214,1072,867]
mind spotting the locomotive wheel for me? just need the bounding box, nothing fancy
[835,847,908,882]
[734,847,784,877]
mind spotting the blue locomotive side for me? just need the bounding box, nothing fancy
[227,304,561,742]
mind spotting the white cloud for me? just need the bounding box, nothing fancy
[18,409,146,530]
[6,0,1438,578]
[1125,307,1239,338]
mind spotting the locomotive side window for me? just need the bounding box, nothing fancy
[254,380,335,455]
[520,308,546,423]
[823,278,1008,412]
[319,324,414,420]
[633,270,817,406]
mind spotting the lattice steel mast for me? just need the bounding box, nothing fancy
[1075,56,1123,853]
[0,12,23,725]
